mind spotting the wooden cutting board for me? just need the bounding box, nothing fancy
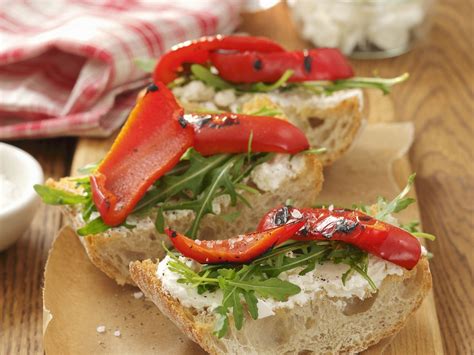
[61,3,444,354]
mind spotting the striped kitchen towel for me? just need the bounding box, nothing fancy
[0,0,243,139]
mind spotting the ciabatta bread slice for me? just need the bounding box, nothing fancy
[48,153,322,286]
[172,82,364,166]
[130,258,431,355]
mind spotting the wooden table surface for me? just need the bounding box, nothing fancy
[1,1,472,354]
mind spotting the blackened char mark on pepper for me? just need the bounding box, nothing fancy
[253,58,263,71]
[147,83,159,92]
[357,215,374,223]
[303,52,312,73]
[183,114,241,130]
[299,226,309,236]
[273,206,290,226]
[202,115,240,129]
[321,218,359,239]
[178,115,188,128]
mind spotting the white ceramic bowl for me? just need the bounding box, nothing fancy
[0,142,43,251]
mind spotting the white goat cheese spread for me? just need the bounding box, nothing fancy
[157,256,223,310]
[156,254,404,319]
[172,80,363,114]
[214,89,236,107]
[250,154,306,192]
[269,89,363,112]
[172,80,215,102]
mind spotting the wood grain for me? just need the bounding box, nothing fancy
[1,0,472,353]
[359,2,474,354]
[0,138,76,354]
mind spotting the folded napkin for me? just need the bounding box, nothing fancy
[0,0,243,139]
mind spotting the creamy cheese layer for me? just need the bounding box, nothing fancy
[156,254,404,319]
[172,80,363,113]
[250,154,306,192]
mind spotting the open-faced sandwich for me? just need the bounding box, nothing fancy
[130,178,434,354]
[35,35,408,286]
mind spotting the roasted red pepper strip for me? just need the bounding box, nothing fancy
[257,206,421,269]
[165,220,305,264]
[210,48,354,83]
[90,82,194,226]
[153,35,285,84]
[185,113,309,156]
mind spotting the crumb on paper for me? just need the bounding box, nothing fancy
[133,291,144,299]
[96,325,106,333]
[114,330,121,337]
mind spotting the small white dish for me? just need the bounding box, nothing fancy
[0,142,44,251]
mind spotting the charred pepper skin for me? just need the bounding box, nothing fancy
[258,206,422,270]
[209,48,354,83]
[90,82,194,226]
[185,113,309,156]
[153,35,285,84]
[89,86,310,226]
[165,219,305,264]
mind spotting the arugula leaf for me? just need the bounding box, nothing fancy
[34,184,88,205]
[247,130,253,161]
[375,173,416,220]
[250,70,294,92]
[77,161,99,174]
[348,263,377,290]
[187,155,240,237]
[243,291,258,320]
[77,217,111,236]
[400,220,420,233]
[191,64,233,90]
[81,199,96,222]
[301,73,409,95]
[412,232,436,241]
[190,65,294,94]
[229,278,301,300]
[231,289,244,330]
[134,152,232,214]
[245,106,284,117]
[77,215,135,236]
[155,206,165,233]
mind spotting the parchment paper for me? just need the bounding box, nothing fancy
[43,123,417,355]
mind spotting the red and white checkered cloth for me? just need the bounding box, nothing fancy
[0,0,243,140]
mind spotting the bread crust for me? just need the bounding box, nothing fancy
[130,258,432,355]
[130,260,220,354]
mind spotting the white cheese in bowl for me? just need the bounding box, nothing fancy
[289,0,427,55]
[0,143,43,251]
[0,173,20,210]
